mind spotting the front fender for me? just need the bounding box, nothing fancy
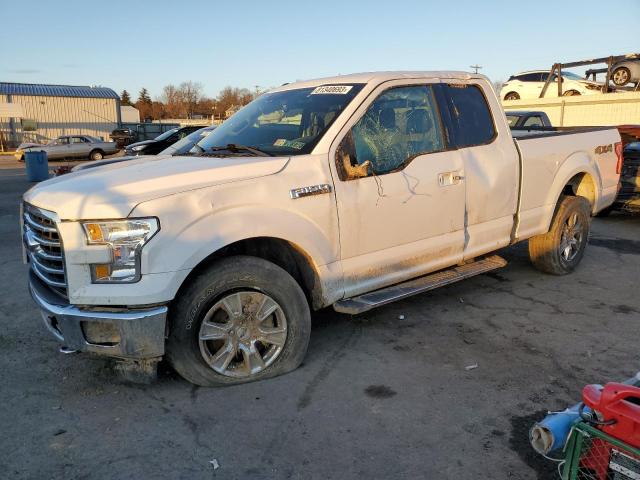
[132,191,339,276]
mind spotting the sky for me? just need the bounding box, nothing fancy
[1,0,639,101]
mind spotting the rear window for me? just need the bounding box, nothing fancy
[440,84,496,148]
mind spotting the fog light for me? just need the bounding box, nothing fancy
[92,264,111,281]
[81,321,120,345]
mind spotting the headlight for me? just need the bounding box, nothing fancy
[131,145,147,152]
[82,218,159,283]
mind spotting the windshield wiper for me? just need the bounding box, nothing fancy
[205,144,274,157]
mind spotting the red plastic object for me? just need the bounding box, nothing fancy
[582,383,640,448]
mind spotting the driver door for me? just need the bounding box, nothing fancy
[50,136,71,159]
[329,80,466,298]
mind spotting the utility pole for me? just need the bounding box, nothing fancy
[470,64,483,74]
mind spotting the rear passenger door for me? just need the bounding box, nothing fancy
[436,81,519,259]
[330,80,466,298]
[69,136,90,157]
[49,136,71,159]
[515,73,545,99]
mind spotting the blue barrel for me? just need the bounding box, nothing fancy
[25,151,49,182]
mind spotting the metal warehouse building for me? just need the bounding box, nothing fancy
[0,82,120,150]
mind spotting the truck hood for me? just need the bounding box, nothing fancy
[24,154,289,219]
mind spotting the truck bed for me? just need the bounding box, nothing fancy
[511,126,615,140]
[513,126,621,239]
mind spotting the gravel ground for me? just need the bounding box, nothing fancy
[1,159,638,480]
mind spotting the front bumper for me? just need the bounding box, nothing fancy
[29,278,168,360]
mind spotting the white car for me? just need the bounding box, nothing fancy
[501,70,603,101]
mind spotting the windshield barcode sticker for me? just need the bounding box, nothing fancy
[310,85,353,95]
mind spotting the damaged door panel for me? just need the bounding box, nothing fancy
[330,81,466,298]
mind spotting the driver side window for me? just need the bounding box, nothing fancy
[338,85,444,179]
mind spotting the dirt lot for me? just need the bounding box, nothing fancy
[1,156,638,480]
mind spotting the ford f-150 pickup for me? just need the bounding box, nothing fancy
[22,72,622,386]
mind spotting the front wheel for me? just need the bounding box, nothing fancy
[167,256,311,386]
[504,92,520,101]
[528,195,591,275]
[563,90,581,96]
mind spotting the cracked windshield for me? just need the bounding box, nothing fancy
[192,84,364,156]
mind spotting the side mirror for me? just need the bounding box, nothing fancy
[335,131,370,180]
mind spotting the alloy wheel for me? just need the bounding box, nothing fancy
[559,212,584,262]
[198,291,288,378]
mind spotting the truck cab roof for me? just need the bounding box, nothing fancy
[272,71,488,92]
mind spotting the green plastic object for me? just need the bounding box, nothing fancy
[562,422,640,480]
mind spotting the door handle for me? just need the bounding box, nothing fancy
[438,172,464,186]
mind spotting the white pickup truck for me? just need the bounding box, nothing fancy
[22,72,622,386]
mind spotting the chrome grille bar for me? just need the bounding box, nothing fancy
[22,203,67,297]
[22,213,57,233]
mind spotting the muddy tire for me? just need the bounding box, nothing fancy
[167,256,311,386]
[528,195,591,275]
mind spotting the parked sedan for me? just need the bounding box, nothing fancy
[124,125,206,156]
[611,59,640,87]
[501,70,603,100]
[15,135,119,161]
[70,125,217,172]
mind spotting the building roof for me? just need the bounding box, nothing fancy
[0,82,119,99]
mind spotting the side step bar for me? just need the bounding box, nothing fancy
[333,255,507,315]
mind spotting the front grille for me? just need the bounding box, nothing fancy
[22,203,67,298]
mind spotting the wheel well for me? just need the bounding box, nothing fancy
[504,91,519,99]
[177,237,323,309]
[90,148,104,155]
[561,172,596,210]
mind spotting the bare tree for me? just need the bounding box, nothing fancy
[161,84,183,118]
[215,86,255,116]
[179,81,203,118]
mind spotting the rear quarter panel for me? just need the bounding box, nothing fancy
[516,128,621,238]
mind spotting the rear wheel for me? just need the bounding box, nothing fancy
[89,149,104,161]
[528,195,591,275]
[563,90,581,96]
[167,256,311,386]
[504,92,520,101]
[612,67,631,86]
